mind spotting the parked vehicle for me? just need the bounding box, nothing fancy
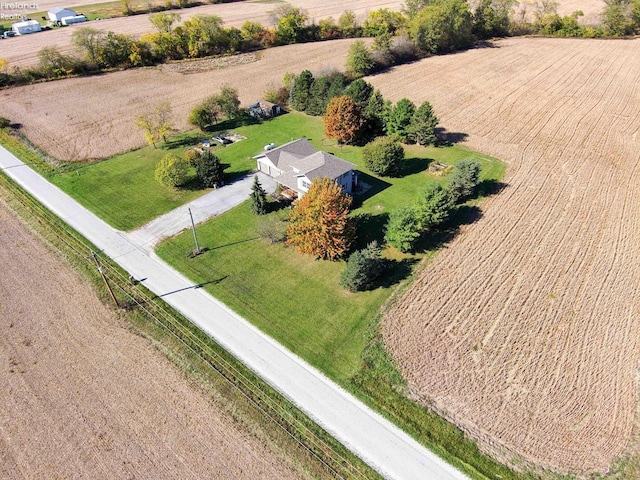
[2,31,16,38]
[212,135,232,145]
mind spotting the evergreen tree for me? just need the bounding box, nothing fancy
[408,100,439,145]
[196,150,226,188]
[447,158,481,203]
[414,183,454,230]
[306,76,332,116]
[339,241,385,292]
[249,175,268,215]
[290,70,314,111]
[344,78,374,109]
[387,98,416,141]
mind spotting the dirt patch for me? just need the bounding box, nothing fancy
[0,199,316,479]
[374,36,640,475]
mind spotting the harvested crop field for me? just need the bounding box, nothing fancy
[516,0,605,25]
[0,200,316,479]
[375,37,640,475]
[0,39,359,161]
[2,0,403,69]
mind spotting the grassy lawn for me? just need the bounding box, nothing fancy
[48,113,331,230]
[155,113,505,382]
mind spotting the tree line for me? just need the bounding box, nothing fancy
[2,1,639,88]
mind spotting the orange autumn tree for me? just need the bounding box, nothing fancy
[324,95,363,145]
[286,177,355,260]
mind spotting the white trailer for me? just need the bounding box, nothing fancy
[61,15,87,25]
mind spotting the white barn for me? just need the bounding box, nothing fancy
[11,20,41,35]
[48,7,76,21]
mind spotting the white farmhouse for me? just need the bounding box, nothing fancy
[11,19,41,35]
[254,138,356,198]
[48,7,76,22]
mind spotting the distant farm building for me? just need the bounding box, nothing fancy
[254,138,356,198]
[48,7,76,21]
[11,19,41,35]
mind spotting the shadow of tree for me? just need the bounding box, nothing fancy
[351,171,392,208]
[435,127,469,146]
[353,212,390,249]
[402,157,431,176]
[161,132,210,150]
[477,179,507,198]
[416,205,483,253]
[378,257,420,288]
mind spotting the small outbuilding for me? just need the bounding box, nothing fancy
[11,19,41,35]
[248,100,281,120]
[48,7,76,22]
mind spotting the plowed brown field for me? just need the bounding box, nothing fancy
[0,39,358,161]
[376,37,640,475]
[1,0,403,69]
[0,200,317,479]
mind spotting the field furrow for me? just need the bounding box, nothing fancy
[376,37,640,474]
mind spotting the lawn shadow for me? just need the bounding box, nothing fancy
[207,113,261,132]
[353,212,390,249]
[377,257,420,288]
[402,157,431,176]
[162,132,210,150]
[352,171,392,208]
[435,128,469,146]
[417,205,483,253]
[209,236,261,251]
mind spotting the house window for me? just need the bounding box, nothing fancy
[301,179,311,190]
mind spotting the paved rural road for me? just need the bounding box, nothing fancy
[128,172,277,251]
[0,145,469,480]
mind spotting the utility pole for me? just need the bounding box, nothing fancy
[91,250,119,308]
[188,208,201,256]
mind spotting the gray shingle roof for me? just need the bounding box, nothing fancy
[261,138,318,168]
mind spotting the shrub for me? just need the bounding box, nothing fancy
[339,241,385,292]
[385,205,420,253]
[362,136,404,177]
[154,153,189,187]
[0,117,10,128]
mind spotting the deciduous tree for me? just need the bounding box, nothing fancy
[149,12,181,34]
[324,95,364,145]
[155,153,189,187]
[345,40,374,77]
[286,177,355,260]
[385,205,421,252]
[134,101,173,147]
[362,136,405,177]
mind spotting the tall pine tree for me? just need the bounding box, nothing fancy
[250,175,268,215]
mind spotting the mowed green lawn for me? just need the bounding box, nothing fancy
[156,114,505,382]
[49,113,326,230]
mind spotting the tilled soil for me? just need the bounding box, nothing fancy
[0,200,316,480]
[375,36,640,475]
